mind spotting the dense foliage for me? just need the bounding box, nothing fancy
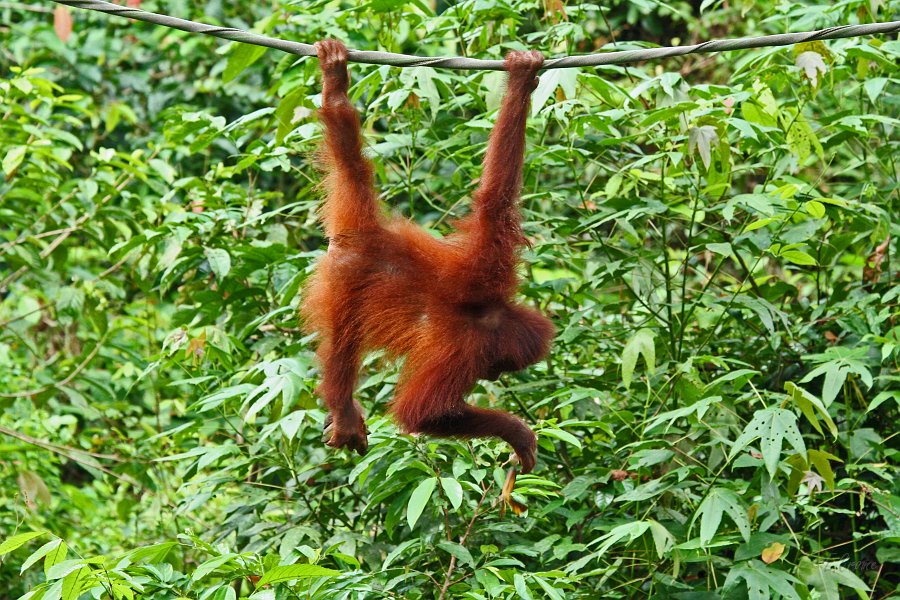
[1,0,898,598]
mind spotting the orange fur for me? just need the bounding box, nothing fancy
[302,40,554,472]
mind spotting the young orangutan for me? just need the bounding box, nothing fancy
[301,39,554,473]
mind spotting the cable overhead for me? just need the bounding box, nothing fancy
[52,0,899,70]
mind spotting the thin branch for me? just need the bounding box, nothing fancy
[438,484,492,600]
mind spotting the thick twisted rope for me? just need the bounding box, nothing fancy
[51,0,900,70]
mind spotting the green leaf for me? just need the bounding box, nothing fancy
[729,407,807,476]
[688,125,719,169]
[532,575,566,600]
[223,43,268,83]
[540,426,582,449]
[797,557,869,600]
[275,88,308,143]
[61,566,91,600]
[644,396,717,433]
[256,564,339,586]
[807,449,838,491]
[437,541,474,567]
[0,531,45,556]
[439,477,463,510]
[149,158,176,184]
[406,477,437,529]
[123,542,177,565]
[648,520,675,558]
[191,553,238,581]
[593,521,651,557]
[514,573,533,600]
[46,559,87,580]
[3,145,26,175]
[205,247,231,280]
[695,487,751,545]
[19,539,62,574]
[863,77,888,103]
[804,200,825,218]
[382,539,417,571]
[868,390,899,413]
[785,381,837,438]
[621,328,656,389]
[724,560,802,600]
[780,250,817,266]
[744,217,777,231]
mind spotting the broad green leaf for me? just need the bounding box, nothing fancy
[439,477,463,510]
[688,125,718,169]
[621,328,656,389]
[863,77,888,103]
[724,560,802,600]
[644,396,717,433]
[61,566,91,600]
[804,200,825,218]
[437,541,474,567]
[797,557,869,600]
[648,520,675,558]
[256,564,339,586]
[0,531,45,556]
[695,487,751,544]
[785,381,837,438]
[19,538,63,574]
[785,110,824,161]
[123,542,177,565]
[807,449,839,491]
[729,407,807,476]
[223,43,268,83]
[205,247,231,280]
[744,217,777,231]
[514,573,533,600]
[191,553,238,581]
[3,145,26,175]
[46,559,87,580]
[593,521,651,557]
[275,88,308,143]
[780,250,817,266]
[406,477,437,529]
[381,539,417,571]
[540,426,582,449]
[532,575,566,600]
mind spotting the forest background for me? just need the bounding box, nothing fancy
[0,0,898,598]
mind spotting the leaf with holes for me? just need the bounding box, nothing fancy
[795,51,827,87]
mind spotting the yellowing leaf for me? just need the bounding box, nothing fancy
[761,542,785,564]
[796,51,827,87]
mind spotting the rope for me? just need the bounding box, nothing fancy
[51,0,900,70]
